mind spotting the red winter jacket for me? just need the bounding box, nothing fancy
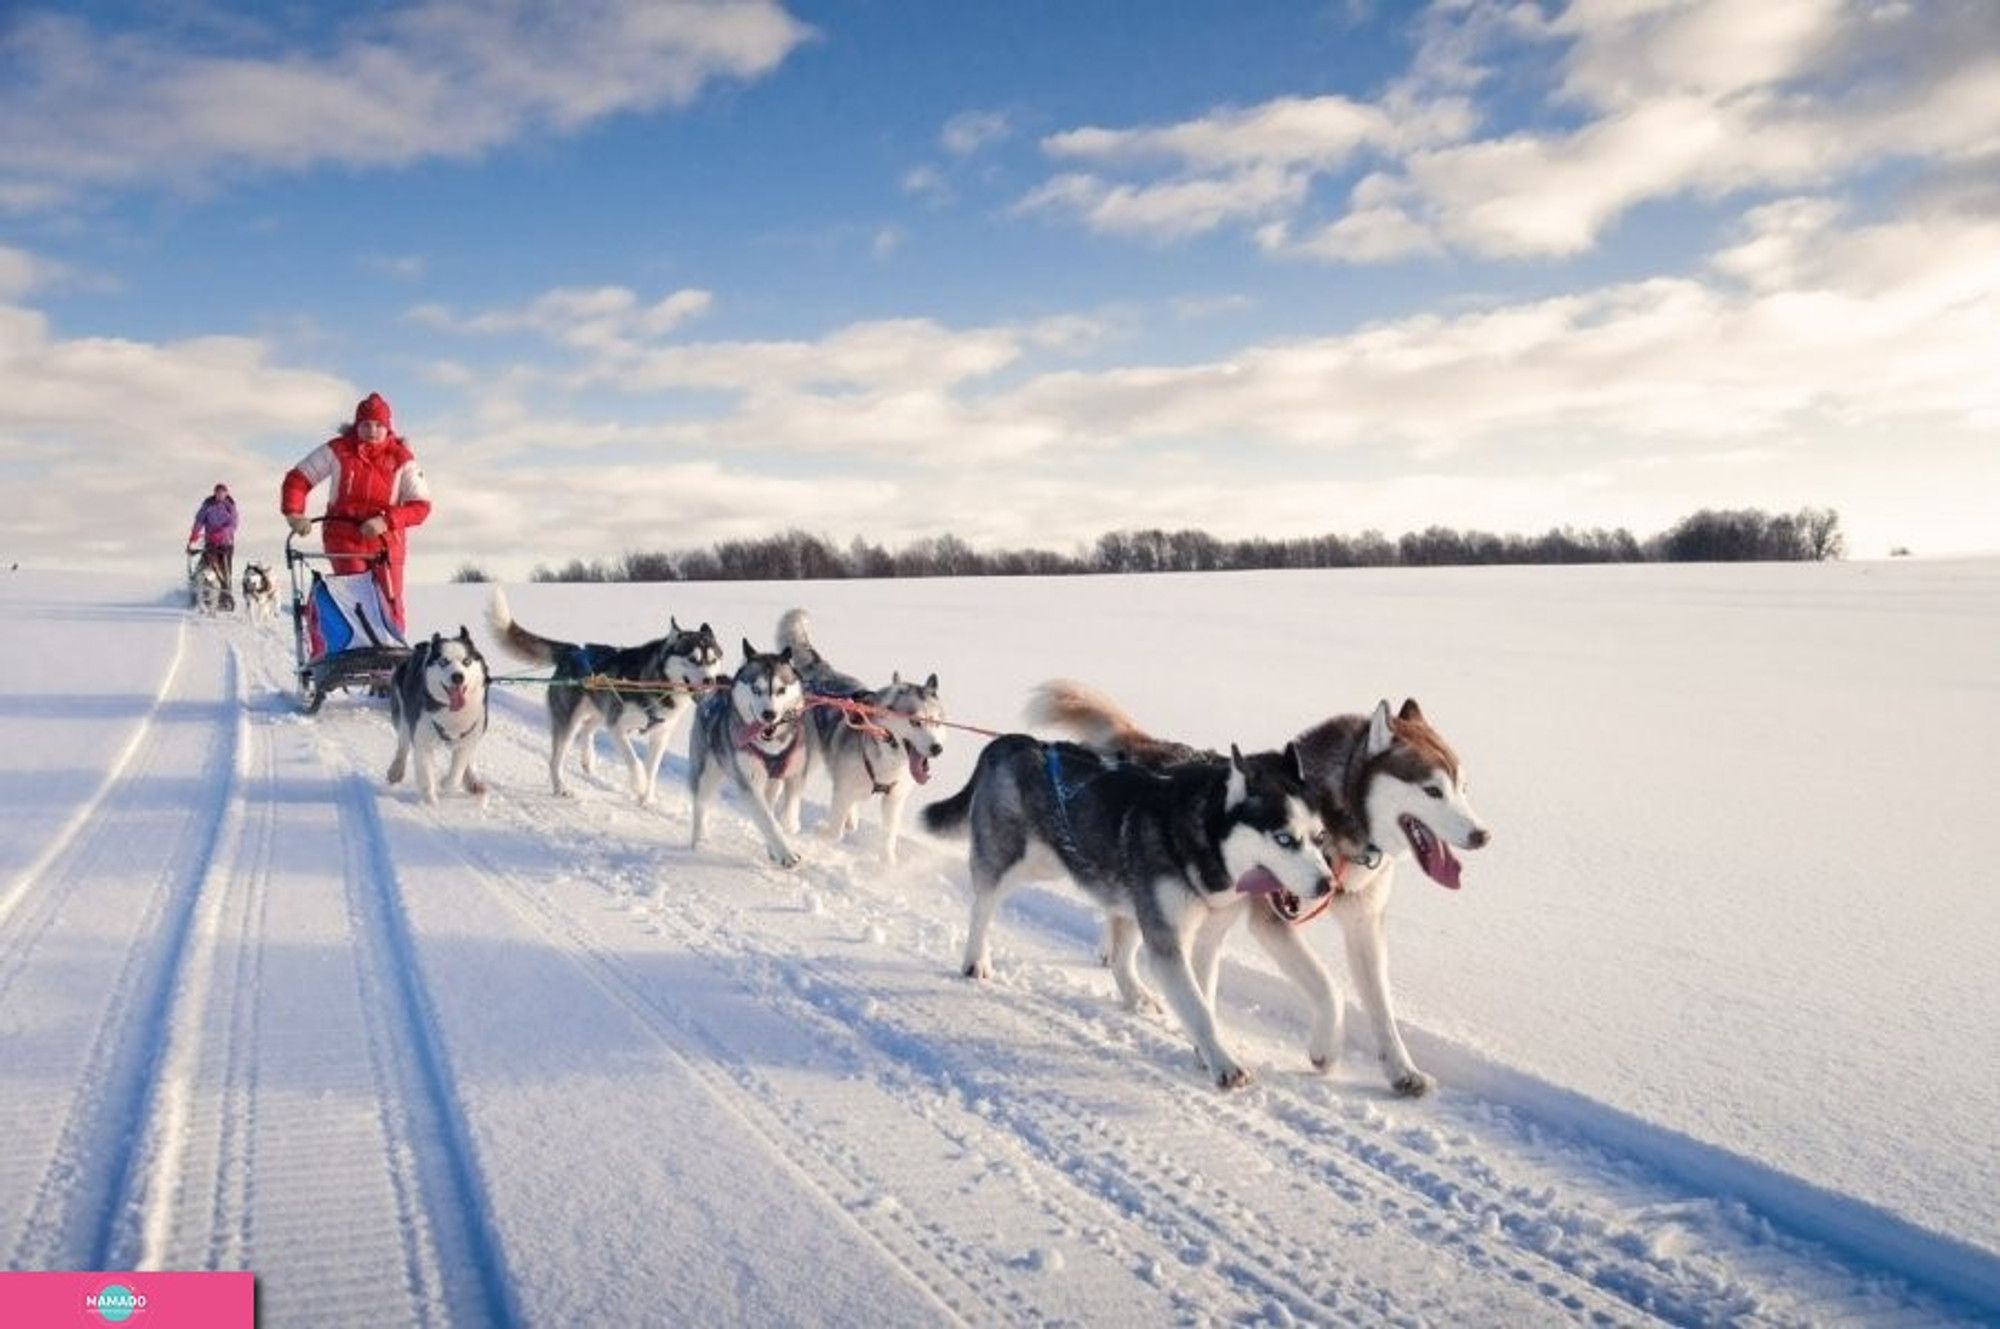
[281,429,431,630]
[281,428,430,559]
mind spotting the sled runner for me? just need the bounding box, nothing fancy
[286,518,409,713]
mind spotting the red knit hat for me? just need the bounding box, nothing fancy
[354,392,393,427]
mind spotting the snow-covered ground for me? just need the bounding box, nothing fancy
[1,559,1994,1325]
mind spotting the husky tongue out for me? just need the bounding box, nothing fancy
[1400,815,1462,889]
[905,742,933,784]
[445,682,468,712]
[1235,865,1303,919]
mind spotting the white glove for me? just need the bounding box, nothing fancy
[359,515,389,538]
[286,513,312,537]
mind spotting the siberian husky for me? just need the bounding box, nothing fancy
[240,562,278,622]
[488,589,725,805]
[774,608,944,866]
[687,641,809,867]
[922,733,1336,1089]
[191,561,225,616]
[386,627,491,805]
[1028,680,1492,1095]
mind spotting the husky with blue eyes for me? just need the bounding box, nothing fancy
[1028,680,1493,1097]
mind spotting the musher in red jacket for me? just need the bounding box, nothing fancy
[280,392,432,633]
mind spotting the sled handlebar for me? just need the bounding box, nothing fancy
[284,513,394,565]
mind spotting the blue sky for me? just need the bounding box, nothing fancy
[4,0,1998,582]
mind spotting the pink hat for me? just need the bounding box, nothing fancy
[354,392,393,426]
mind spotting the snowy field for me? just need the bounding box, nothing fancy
[0,558,1995,1325]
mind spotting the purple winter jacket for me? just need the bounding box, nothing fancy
[190,494,238,548]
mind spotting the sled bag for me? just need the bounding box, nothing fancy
[304,569,407,661]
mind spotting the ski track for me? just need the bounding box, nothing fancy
[2,615,1989,1325]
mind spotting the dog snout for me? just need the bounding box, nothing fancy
[1467,826,1491,850]
[448,670,465,686]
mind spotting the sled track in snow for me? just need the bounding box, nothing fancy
[428,823,998,1324]
[330,771,522,1325]
[1,634,237,1268]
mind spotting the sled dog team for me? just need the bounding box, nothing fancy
[380,592,1493,1094]
[190,561,280,620]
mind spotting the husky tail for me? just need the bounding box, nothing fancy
[486,587,565,666]
[1026,678,1144,749]
[775,607,824,672]
[920,770,979,838]
[1027,679,1213,765]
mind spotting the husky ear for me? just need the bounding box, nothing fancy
[1228,742,1246,770]
[741,638,757,661]
[458,624,472,642]
[1368,700,1396,757]
[430,632,444,650]
[1282,740,1305,783]
[924,672,939,694]
[1398,697,1425,722]
[670,616,682,633]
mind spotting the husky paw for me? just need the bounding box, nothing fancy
[1390,1069,1436,1098]
[769,846,801,869]
[463,773,488,796]
[962,959,992,981]
[1213,1063,1255,1091]
[386,758,406,784]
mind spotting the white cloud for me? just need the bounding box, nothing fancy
[0,247,49,301]
[0,1,814,205]
[941,110,1010,156]
[1020,1,2000,262]
[411,286,714,352]
[1044,95,1395,171]
[1018,165,1310,241]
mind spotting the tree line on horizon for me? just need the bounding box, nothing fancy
[455,505,1845,585]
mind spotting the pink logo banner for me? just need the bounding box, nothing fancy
[0,1272,254,1327]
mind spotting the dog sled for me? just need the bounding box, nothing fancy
[286,518,409,713]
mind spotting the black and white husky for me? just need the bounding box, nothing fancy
[488,589,725,805]
[774,608,945,866]
[1029,680,1492,1096]
[386,627,490,805]
[687,641,809,867]
[240,562,277,622]
[922,733,1336,1089]
[191,560,225,616]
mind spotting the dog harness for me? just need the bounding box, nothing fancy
[1044,745,1096,863]
[738,718,804,780]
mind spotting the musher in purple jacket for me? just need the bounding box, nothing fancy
[188,482,239,587]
